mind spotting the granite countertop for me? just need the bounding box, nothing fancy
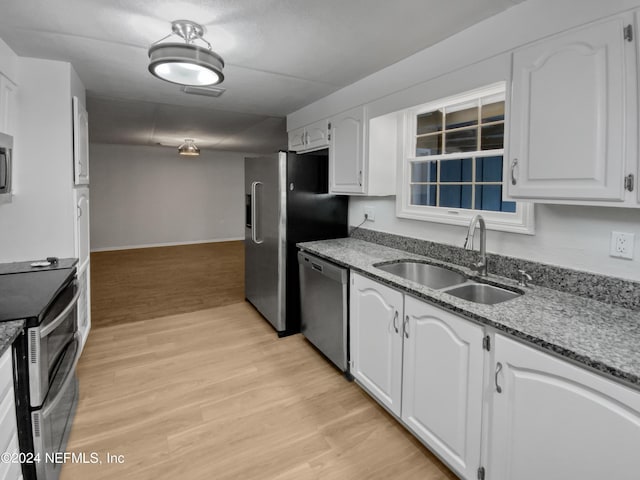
[298,238,640,390]
[0,320,23,357]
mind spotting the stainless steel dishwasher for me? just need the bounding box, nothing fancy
[298,250,348,373]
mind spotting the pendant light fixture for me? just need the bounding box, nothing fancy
[178,139,200,156]
[148,20,224,86]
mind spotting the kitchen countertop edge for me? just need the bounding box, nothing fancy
[298,238,640,391]
[0,320,24,357]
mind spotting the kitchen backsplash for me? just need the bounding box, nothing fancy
[350,228,640,312]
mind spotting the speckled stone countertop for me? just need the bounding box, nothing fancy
[298,238,640,390]
[0,320,23,357]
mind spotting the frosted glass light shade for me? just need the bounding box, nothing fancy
[148,43,224,86]
[178,139,200,156]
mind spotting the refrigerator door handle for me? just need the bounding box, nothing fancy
[251,181,264,244]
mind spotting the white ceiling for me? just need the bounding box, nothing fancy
[0,0,522,154]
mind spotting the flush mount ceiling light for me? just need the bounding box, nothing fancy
[148,20,224,87]
[178,139,200,156]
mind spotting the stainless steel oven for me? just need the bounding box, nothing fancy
[31,333,80,480]
[28,284,80,407]
[12,273,81,480]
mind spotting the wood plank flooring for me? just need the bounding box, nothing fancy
[62,302,458,480]
[90,242,244,328]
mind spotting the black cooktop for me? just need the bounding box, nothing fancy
[0,268,76,322]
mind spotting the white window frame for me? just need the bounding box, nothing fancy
[396,82,535,235]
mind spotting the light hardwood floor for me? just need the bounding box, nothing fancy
[90,241,245,328]
[65,243,457,479]
[62,302,458,479]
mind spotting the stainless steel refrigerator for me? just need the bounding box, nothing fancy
[245,150,348,336]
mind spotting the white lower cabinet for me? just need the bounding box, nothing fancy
[350,273,640,480]
[350,273,403,416]
[0,348,21,480]
[350,273,485,479]
[402,296,484,480]
[487,334,640,480]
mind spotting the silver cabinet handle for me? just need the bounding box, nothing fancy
[495,362,503,393]
[358,170,363,187]
[305,131,309,145]
[392,310,399,334]
[511,158,518,186]
[404,315,409,338]
[77,205,82,218]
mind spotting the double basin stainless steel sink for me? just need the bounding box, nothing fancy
[375,260,522,305]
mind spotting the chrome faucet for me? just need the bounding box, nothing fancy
[464,214,488,276]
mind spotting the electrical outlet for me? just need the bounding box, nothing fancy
[610,231,634,259]
[364,206,375,221]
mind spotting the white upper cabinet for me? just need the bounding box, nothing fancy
[0,74,17,136]
[73,96,89,185]
[330,106,365,194]
[350,272,404,416]
[329,107,397,196]
[288,126,306,151]
[402,296,484,480]
[288,119,329,153]
[506,15,633,203]
[487,334,640,480]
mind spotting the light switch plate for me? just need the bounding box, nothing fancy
[610,231,634,259]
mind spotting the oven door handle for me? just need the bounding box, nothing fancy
[42,333,82,418]
[40,284,81,337]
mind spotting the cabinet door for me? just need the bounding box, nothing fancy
[74,187,90,271]
[507,16,629,201]
[77,263,91,352]
[288,126,306,152]
[73,96,90,185]
[305,119,329,150]
[350,273,403,416]
[488,334,640,480]
[330,106,365,194]
[402,296,484,480]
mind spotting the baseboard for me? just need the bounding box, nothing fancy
[90,237,244,252]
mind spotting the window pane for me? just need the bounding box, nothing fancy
[445,128,477,153]
[475,156,503,182]
[416,134,442,156]
[481,101,505,123]
[475,185,513,212]
[439,185,472,209]
[502,200,516,213]
[445,102,478,130]
[417,110,443,135]
[410,185,437,206]
[481,124,504,150]
[411,161,437,182]
[440,158,472,182]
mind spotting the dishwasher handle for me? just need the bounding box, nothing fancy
[298,251,347,284]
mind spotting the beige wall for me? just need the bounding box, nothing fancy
[90,143,250,251]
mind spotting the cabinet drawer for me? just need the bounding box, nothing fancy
[0,349,12,402]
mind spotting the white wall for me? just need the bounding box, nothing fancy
[289,0,640,282]
[0,57,78,263]
[90,143,248,251]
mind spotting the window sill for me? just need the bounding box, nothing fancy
[396,203,535,235]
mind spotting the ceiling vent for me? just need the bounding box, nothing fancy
[181,85,226,98]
